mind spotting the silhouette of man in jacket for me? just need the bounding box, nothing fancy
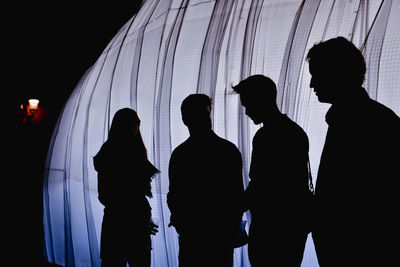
[167,94,244,267]
[233,75,312,266]
[307,36,400,266]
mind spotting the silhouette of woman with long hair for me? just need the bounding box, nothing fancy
[94,108,159,267]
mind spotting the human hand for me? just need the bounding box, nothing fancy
[149,220,159,235]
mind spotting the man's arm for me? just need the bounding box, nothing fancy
[167,151,182,233]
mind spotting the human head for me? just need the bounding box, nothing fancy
[306,36,366,104]
[181,94,212,132]
[232,75,278,125]
[109,108,141,139]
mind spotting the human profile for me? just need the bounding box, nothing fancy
[306,36,400,266]
[233,75,312,266]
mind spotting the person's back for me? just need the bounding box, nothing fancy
[249,115,311,266]
[168,94,244,267]
[169,131,243,235]
[94,139,151,207]
[249,114,310,220]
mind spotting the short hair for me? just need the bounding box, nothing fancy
[306,36,366,86]
[181,93,212,119]
[232,75,277,104]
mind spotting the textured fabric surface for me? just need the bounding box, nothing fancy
[43,1,400,266]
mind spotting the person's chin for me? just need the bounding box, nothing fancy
[318,96,333,104]
[315,93,329,103]
[251,118,262,125]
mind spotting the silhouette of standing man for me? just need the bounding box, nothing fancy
[307,37,400,266]
[94,108,159,267]
[167,94,244,267]
[233,75,312,266]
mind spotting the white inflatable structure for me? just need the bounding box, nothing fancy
[43,0,400,266]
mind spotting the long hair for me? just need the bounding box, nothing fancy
[96,108,158,198]
[107,108,151,157]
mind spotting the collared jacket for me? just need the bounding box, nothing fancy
[314,87,400,264]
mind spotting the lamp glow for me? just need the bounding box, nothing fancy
[28,99,39,111]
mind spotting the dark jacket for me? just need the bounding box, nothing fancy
[246,114,312,230]
[244,113,311,267]
[313,87,400,264]
[167,131,244,240]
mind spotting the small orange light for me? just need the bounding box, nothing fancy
[28,99,39,111]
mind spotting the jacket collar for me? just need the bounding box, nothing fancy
[325,87,371,126]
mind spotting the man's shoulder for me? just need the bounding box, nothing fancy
[280,114,305,130]
[366,99,400,136]
[368,99,399,121]
[256,115,308,135]
[213,133,240,152]
[170,138,191,157]
[285,116,309,142]
[252,126,267,143]
[253,117,308,147]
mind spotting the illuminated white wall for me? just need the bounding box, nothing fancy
[43,0,400,266]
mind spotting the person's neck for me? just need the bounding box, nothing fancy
[260,109,283,126]
[189,127,213,138]
[331,86,367,108]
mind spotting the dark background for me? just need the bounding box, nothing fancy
[14,1,143,124]
[12,1,143,266]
